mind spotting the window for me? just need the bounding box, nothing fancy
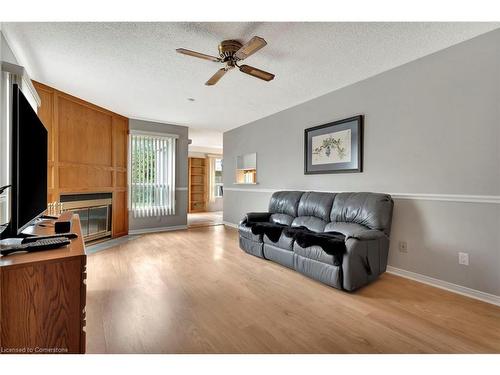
[214,158,223,197]
[129,132,177,217]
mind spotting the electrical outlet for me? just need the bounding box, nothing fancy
[458,252,469,266]
[398,241,408,253]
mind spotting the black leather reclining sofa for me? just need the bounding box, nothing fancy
[239,191,394,291]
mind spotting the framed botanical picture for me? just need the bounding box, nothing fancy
[304,115,363,174]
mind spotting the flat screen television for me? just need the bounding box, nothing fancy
[8,84,48,236]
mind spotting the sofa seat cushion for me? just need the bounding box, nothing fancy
[291,216,327,232]
[238,223,263,242]
[263,232,294,250]
[293,242,338,266]
[239,236,264,258]
[294,254,342,289]
[263,243,294,268]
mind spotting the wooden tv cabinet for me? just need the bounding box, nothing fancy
[0,214,86,354]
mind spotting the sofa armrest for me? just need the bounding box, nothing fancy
[240,212,271,225]
[342,234,390,291]
[347,229,387,241]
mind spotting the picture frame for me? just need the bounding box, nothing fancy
[304,115,363,174]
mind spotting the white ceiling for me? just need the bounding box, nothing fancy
[188,128,222,149]
[3,22,499,144]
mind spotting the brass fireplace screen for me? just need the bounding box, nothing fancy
[60,193,112,243]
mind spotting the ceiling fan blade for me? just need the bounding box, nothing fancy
[234,36,267,60]
[176,48,221,62]
[239,65,275,82]
[205,68,227,86]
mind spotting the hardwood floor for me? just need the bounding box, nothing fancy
[85,225,500,353]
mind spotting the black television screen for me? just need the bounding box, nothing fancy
[11,84,48,234]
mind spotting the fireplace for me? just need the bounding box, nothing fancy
[60,193,112,243]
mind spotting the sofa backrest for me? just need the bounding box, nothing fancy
[268,191,303,226]
[330,192,394,235]
[291,192,335,232]
[266,191,393,235]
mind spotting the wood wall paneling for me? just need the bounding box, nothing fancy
[35,86,55,198]
[58,165,113,191]
[35,87,53,159]
[33,81,129,237]
[115,171,127,189]
[58,97,113,166]
[111,116,128,238]
[48,163,55,190]
[112,117,128,169]
[112,190,128,237]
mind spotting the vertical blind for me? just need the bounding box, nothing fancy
[130,132,177,218]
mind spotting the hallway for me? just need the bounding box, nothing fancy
[188,211,223,228]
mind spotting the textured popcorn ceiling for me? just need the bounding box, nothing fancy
[3,22,499,139]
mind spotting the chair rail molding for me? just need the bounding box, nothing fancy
[224,187,500,204]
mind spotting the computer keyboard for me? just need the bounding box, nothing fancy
[0,237,71,256]
[22,232,78,243]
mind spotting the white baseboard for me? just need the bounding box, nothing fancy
[222,221,238,229]
[386,266,500,306]
[128,225,188,235]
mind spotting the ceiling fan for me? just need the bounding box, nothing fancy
[176,36,275,86]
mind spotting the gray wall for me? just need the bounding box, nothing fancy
[1,31,19,64]
[128,118,189,231]
[223,29,500,296]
